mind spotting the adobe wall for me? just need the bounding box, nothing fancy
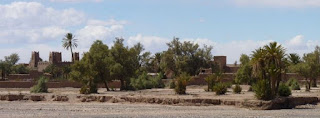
[8,70,49,81]
[49,52,62,64]
[0,81,121,88]
[189,73,235,85]
[189,73,319,85]
[73,52,80,62]
[225,67,240,73]
[213,56,227,70]
[28,51,40,69]
[37,62,51,72]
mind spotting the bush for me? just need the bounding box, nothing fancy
[278,83,292,97]
[286,78,300,90]
[131,72,165,90]
[151,74,165,88]
[174,73,191,94]
[80,84,98,94]
[205,75,217,92]
[213,83,228,95]
[30,77,48,93]
[233,84,242,94]
[253,79,273,100]
[169,80,176,89]
[225,82,232,88]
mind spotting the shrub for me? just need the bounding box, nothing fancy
[174,73,191,94]
[205,75,217,92]
[131,72,165,90]
[213,83,228,95]
[278,83,292,97]
[80,84,98,94]
[233,84,242,94]
[30,76,48,93]
[253,79,273,100]
[286,78,300,90]
[225,82,232,88]
[151,74,165,88]
[169,80,176,89]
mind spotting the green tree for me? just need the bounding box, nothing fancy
[312,46,320,87]
[151,52,162,73]
[88,40,114,91]
[70,40,115,92]
[110,38,141,90]
[43,64,62,79]
[235,54,252,84]
[5,53,19,65]
[11,64,29,74]
[251,42,286,99]
[70,52,98,94]
[61,65,71,80]
[264,42,286,96]
[0,53,20,79]
[0,61,10,79]
[291,53,320,91]
[287,53,301,65]
[62,33,78,62]
[161,37,213,76]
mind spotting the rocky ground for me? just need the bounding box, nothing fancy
[0,102,319,118]
[0,85,320,117]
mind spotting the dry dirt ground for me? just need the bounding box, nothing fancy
[0,102,320,118]
[0,85,320,118]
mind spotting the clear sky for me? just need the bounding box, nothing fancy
[0,0,319,63]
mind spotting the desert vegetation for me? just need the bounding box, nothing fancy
[30,76,48,93]
[0,32,319,103]
[0,53,29,79]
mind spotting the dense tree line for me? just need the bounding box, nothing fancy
[69,37,214,94]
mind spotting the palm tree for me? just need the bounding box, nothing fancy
[288,53,301,65]
[251,42,286,98]
[62,33,78,62]
[251,48,266,80]
[263,42,286,96]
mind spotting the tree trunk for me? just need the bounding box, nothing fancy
[312,78,317,87]
[120,79,125,91]
[70,47,74,62]
[103,80,110,91]
[271,77,276,97]
[306,78,311,92]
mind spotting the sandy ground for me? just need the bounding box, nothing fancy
[0,102,320,118]
[1,85,320,100]
[0,85,320,117]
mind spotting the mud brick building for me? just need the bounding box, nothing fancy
[7,51,79,81]
[189,56,311,85]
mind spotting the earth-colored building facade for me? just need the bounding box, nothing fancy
[7,51,79,81]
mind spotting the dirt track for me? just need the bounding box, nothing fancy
[0,102,320,118]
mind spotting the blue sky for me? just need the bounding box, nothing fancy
[0,0,319,63]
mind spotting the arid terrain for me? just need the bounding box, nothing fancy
[0,85,320,117]
[0,102,319,118]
